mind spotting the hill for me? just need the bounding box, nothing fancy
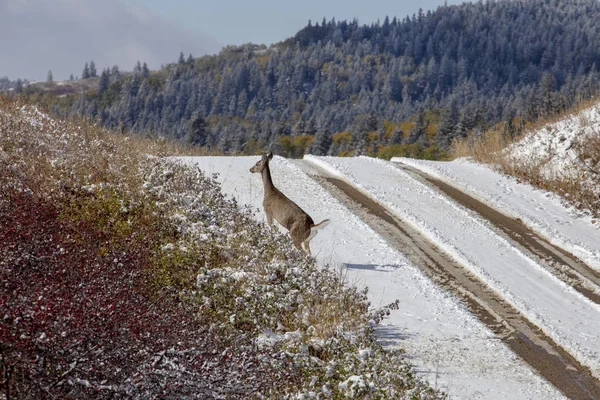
[20,0,600,160]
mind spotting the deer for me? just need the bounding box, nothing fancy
[250,152,329,256]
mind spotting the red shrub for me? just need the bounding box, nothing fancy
[0,188,271,398]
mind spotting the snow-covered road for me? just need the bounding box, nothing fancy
[395,157,600,274]
[176,155,600,399]
[306,155,600,380]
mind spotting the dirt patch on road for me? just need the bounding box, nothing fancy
[308,169,600,400]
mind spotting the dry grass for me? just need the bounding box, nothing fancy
[131,134,219,157]
[452,126,511,164]
[453,97,600,161]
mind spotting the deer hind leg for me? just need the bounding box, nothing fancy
[291,236,305,253]
[302,239,312,256]
[291,226,310,256]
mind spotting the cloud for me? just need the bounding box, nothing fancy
[0,0,221,81]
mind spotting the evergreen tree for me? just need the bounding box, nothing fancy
[82,62,90,79]
[539,73,557,116]
[405,110,426,145]
[384,71,402,102]
[390,127,404,145]
[436,103,458,149]
[308,128,332,155]
[98,68,110,94]
[185,113,209,146]
[453,112,468,140]
[142,62,150,78]
[15,79,23,94]
[89,61,97,78]
[111,65,121,80]
[306,117,317,135]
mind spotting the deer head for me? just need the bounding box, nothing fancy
[249,152,273,173]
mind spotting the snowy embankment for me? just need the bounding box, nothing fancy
[507,103,600,182]
[308,155,600,380]
[178,156,564,400]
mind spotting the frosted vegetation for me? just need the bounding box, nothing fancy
[0,97,443,399]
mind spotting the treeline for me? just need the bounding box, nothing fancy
[40,0,600,158]
[0,77,28,93]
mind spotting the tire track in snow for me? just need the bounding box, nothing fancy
[296,159,600,400]
[394,161,600,306]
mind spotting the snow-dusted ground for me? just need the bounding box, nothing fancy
[177,156,565,400]
[310,155,600,379]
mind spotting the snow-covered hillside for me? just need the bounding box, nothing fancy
[178,154,600,399]
[458,101,600,222]
[507,103,600,181]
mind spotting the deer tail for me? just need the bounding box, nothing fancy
[307,219,330,242]
[311,219,330,230]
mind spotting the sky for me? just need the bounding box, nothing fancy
[120,0,467,47]
[0,0,465,82]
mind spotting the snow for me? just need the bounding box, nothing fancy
[395,157,600,274]
[338,375,373,397]
[177,156,565,399]
[507,104,600,180]
[312,155,600,380]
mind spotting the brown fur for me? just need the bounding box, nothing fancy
[250,152,329,255]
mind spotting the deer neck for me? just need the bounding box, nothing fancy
[261,163,276,195]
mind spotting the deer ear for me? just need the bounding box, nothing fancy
[267,152,274,160]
